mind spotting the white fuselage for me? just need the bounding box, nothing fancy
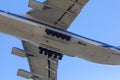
[1,10,120,65]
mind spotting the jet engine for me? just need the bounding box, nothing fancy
[11,47,27,58]
[17,69,32,79]
[17,69,43,79]
[28,0,45,10]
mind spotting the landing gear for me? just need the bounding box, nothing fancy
[39,47,63,60]
[45,29,71,41]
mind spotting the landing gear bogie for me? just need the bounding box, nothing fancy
[39,47,63,60]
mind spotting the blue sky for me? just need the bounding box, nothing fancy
[0,0,120,80]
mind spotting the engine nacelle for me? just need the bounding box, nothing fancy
[28,0,44,10]
[17,69,32,79]
[11,47,27,58]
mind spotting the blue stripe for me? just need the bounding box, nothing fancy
[1,10,120,51]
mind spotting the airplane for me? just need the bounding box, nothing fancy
[0,0,120,80]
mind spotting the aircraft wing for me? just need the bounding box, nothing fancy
[22,41,58,80]
[27,0,88,30]
[16,0,88,79]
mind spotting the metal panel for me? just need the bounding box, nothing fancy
[27,0,89,30]
[22,41,58,80]
[107,53,120,65]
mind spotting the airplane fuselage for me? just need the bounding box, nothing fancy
[1,10,120,65]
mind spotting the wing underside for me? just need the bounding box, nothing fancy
[22,41,59,80]
[3,0,90,79]
[1,0,120,79]
[21,0,88,79]
[27,0,88,30]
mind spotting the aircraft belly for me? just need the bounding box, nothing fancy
[0,13,34,41]
[32,27,116,64]
[107,53,120,65]
[1,12,120,65]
